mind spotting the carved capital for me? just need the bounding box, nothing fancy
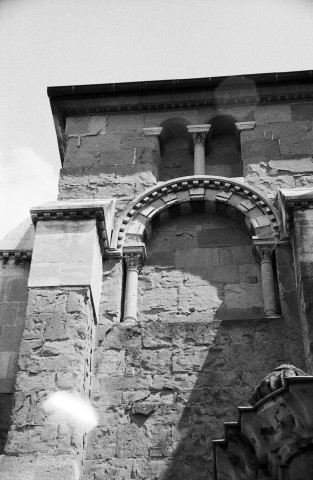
[123,244,146,273]
[252,237,276,263]
[124,253,144,273]
[187,125,211,150]
[191,132,208,147]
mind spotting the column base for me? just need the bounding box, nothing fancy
[122,316,137,326]
[264,310,280,318]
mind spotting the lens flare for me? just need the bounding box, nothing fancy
[43,391,98,433]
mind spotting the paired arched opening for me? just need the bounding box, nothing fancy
[206,115,242,177]
[160,118,193,181]
[158,116,243,181]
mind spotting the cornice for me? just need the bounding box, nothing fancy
[0,250,32,260]
[58,90,313,116]
[49,70,313,164]
[30,199,114,256]
[277,188,313,237]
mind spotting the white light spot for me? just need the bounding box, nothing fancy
[43,391,98,433]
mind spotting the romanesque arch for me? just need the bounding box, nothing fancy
[114,175,281,250]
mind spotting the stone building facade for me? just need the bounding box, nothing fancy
[1,71,313,479]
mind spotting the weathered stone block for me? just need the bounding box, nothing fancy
[239,264,261,283]
[291,103,313,121]
[0,325,24,351]
[175,248,219,268]
[0,302,19,326]
[0,454,37,480]
[219,283,264,319]
[0,351,19,379]
[66,115,107,136]
[268,158,313,173]
[197,227,250,247]
[115,424,150,458]
[178,285,222,314]
[94,349,126,377]
[146,251,175,266]
[219,245,254,265]
[139,287,178,314]
[139,349,172,374]
[255,104,291,124]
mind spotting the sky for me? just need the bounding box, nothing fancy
[1,0,313,239]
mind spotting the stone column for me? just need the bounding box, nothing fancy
[123,244,146,325]
[187,125,211,175]
[253,237,279,317]
[1,200,114,480]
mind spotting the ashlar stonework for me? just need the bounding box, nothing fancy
[1,71,313,479]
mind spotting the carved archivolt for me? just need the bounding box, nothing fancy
[113,176,281,251]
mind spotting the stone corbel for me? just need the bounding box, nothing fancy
[253,236,279,318]
[187,125,211,175]
[123,243,146,325]
[277,187,313,238]
[235,121,255,150]
[143,127,164,155]
[29,199,115,322]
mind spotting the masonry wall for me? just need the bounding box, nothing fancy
[53,99,313,479]
[81,206,305,480]
[0,257,29,453]
[59,102,313,210]
[3,92,313,478]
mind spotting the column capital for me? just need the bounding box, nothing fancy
[123,244,146,273]
[235,121,256,132]
[252,236,276,262]
[187,124,211,147]
[277,188,313,237]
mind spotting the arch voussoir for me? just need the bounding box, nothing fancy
[115,176,281,250]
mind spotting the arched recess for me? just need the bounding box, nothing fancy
[114,176,281,250]
[206,115,242,177]
[160,118,193,180]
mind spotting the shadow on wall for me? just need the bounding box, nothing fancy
[160,118,193,181]
[134,210,286,479]
[205,115,242,178]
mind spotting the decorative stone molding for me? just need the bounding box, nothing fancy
[30,199,114,255]
[235,121,256,132]
[48,71,313,164]
[29,199,114,322]
[123,244,146,325]
[235,121,256,151]
[253,237,279,317]
[250,364,308,405]
[187,125,211,175]
[213,365,313,480]
[277,187,313,237]
[113,176,281,251]
[0,250,32,260]
[143,126,164,154]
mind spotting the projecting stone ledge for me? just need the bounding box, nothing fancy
[213,364,313,480]
[30,199,114,253]
[29,199,115,321]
